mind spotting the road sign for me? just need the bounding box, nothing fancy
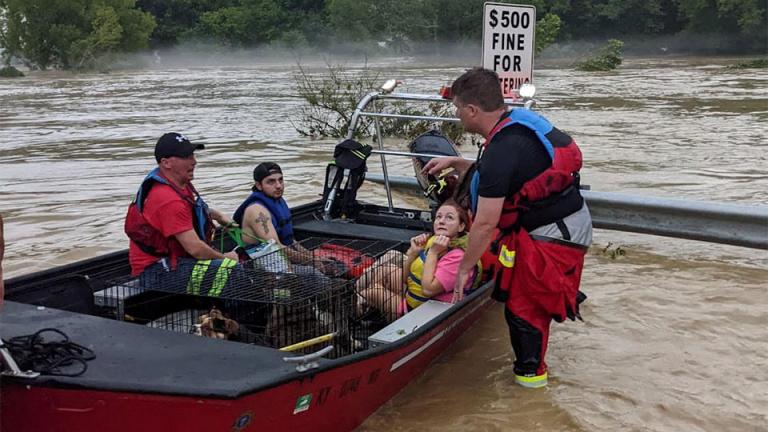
[482,2,536,97]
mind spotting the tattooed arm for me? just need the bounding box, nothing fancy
[242,204,281,245]
[241,204,312,265]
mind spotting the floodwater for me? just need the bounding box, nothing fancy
[1,56,766,431]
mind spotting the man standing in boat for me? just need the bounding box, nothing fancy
[423,68,592,389]
[126,133,240,295]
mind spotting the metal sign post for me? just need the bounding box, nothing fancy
[482,2,536,97]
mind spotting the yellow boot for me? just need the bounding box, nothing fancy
[514,372,548,388]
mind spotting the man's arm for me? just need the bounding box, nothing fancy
[243,204,281,244]
[175,230,237,261]
[452,196,504,301]
[287,242,315,265]
[242,204,307,263]
[208,207,233,227]
[422,156,474,177]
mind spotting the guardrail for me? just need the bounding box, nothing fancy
[366,174,768,250]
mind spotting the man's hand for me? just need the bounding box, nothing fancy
[208,208,233,227]
[223,251,239,261]
[422,156,472,176]
[451,270,470,303]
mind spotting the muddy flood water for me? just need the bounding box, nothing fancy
[1,56,766,431]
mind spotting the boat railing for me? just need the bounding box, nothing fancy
[343,90,529,212]
[341,89,768,251]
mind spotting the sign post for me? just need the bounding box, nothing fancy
[482,2,536,98]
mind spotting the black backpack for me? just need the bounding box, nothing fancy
[322,139,372,219]
[409,130,462,205]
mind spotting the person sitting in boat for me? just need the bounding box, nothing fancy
[126,133,243,296]
[356,200,480,320]
[232,162,329,275]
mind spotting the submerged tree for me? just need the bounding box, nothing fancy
[575,39,624,71]
[292,63,468,142]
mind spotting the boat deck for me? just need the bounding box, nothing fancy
[0,302,300,399]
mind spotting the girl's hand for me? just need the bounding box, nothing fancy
[407,233,429,257]
[429,234,449,255]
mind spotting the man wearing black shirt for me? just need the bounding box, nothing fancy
[424,68,592,388]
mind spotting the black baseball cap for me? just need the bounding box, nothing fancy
[154,132,204,162]
[253,162,283,182]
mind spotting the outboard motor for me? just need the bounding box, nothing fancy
[322,139,372,220]
[409,130,462,205]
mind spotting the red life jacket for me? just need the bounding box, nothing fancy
[482,109,583,231]
[125,168,214,268]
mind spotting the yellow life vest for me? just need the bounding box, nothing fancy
[405,235,482,311]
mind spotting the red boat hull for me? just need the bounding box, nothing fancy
[2,295,492,432]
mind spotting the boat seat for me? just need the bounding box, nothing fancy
[9,274,96,315]
[367,300,454,348]
[294,219,422,244]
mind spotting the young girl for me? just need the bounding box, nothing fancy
[356,200,478,319]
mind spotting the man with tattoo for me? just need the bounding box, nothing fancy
[232,162,317,266]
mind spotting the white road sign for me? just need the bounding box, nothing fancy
[482,2,536,97]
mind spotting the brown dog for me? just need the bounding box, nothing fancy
[197,307,240,340]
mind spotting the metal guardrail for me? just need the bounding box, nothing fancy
[366,174,768,250]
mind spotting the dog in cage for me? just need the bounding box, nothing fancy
[194,306,241,340]
[264,272,349,351]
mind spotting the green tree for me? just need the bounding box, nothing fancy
[197,0,282,45]
[535,13,561,53]
[0,0,155,69]
[677,0,766,42]
[325,0,376,41]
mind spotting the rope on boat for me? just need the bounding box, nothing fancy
[3,328,95,377]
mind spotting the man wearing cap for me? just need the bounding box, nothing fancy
[126,132,239,296]
[232,162,315,265]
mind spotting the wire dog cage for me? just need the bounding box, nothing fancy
[95,237,405,358]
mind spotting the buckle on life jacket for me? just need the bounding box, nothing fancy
[498,244,516,268]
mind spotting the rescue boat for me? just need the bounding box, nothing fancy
[1,199,495,432]
[0,82,501,432]
[2,84,765,432]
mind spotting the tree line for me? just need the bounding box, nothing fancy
[1,0,765,70]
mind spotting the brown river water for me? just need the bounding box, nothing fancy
[1,56,766,431]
